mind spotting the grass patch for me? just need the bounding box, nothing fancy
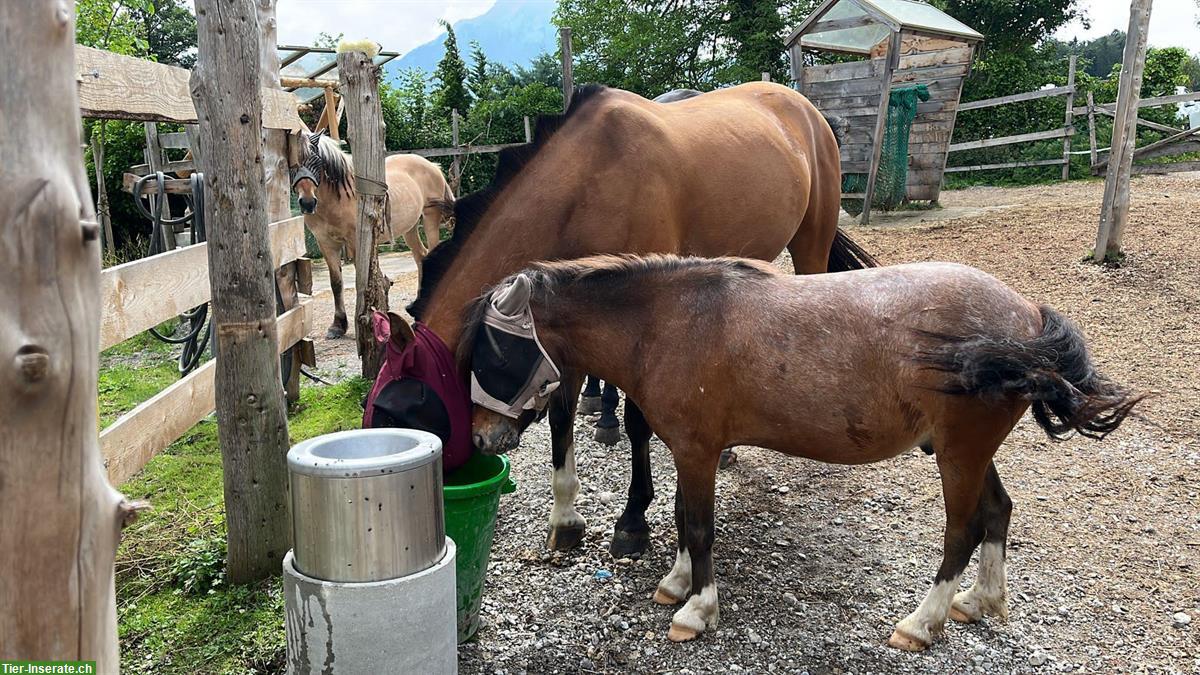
[116,377,370,674]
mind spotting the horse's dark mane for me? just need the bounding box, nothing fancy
[408,83,612,320]
[455,254,777,368]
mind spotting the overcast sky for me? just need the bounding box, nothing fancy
[269,0,1200,56]
[1055,0,1200,48]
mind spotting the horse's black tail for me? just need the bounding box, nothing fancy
[827,228,880,271]
[914,306,1144,440]
[822,114,847,148]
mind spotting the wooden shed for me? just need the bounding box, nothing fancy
[787,0,982,223]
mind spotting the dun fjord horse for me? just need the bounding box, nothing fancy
[464,255,1142,648]
[289,130,454,338]
[403,82,873,558]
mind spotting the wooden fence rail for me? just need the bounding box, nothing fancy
[99,216,310,484]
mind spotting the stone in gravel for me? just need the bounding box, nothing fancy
[608,614,623,628]
[776,486,790,494]
[833,517,844,525]
[783,592,799,606]
[748,629,762,644]
[598,491,615,505]
[1172,611,1191,627]
[579,657,595,671]
[1029,651,1048,667]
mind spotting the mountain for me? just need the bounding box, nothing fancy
[385,1,558,81]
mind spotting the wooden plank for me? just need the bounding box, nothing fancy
[958,85,1074,112]
[1131,160,1200,174]
[127,159,195,177]
[1136,138,1200,161]
[806,94,882,112]
[944,158,1067,173]
[560,27,574,108]
[392,142,525,159]
[1096,125,1200,169]
[841,161,869,173]
[917,99,955,114]
[1074,90,1200,115]
[99,217,305,350]
[101,298,313,486]
[122,173,192,194]
[807,77,890,98]
[897,46,972,69]
[891,64,968,84]
[1087,91,1099,167]
[76,45,303,129]
[157,131,190,149]
[802,59,881,83]
[948,127,1074,152]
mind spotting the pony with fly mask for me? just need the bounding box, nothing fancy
[463,254,1142,648]
[367,81,875,559]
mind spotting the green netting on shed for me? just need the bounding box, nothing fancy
[842,83,931,216]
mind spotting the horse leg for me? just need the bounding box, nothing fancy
[653,475,689,605]
[547,375,587,551]
[664,449,722,642]
[593,381,622,445]
[950,462,1013,624]
[316,236,348,339]
[421,205,443,255]
[888,442,994,651]
[610,399,654,557]
[401,224,427,276]
[579,375,602,415]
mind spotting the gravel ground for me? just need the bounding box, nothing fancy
[313,175,1200,674]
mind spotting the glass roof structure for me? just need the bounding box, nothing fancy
[789,0,983,54]
[277,44,400,104]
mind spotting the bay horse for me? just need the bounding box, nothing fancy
[289,130,454,338]
[462,254,1142,648]
[402,82,874,558]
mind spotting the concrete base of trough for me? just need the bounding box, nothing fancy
[283,542,457,675]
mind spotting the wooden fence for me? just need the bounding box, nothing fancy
[1079,91,1200,175]
[100,217,312,485]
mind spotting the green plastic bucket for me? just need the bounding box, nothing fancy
[443,453,515,643]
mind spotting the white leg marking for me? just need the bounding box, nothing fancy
[656,548,691,601]
[894,575,962,647]
[952,541,1009,622]
[549,444,585,530]
[671,582,719,633]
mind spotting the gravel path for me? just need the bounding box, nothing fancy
[312,176,1200,674]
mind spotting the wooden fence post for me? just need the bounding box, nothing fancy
[451,108,461,195]
[338,47,390,379]
[560,27,574,109]
[1062,54,1077,180]
[762,71,771,82]
[524,115,533,143]
[0,1,133,667]
[1094,0,1153,261]
[191,0,293,582]
[1087,91,1099,168]
[256,0,303,404]
[861,31,902,226]
[91,130,116,253]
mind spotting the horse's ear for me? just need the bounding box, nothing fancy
[387,311,416,350]
[492,274,532,315]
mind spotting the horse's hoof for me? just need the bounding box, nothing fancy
[887,629,929,652]
[610,528,650,558]
[653,588,682,606]
[578,396,602,415]
[325,326,346,339]
[719,449,737,470]
[594,424,621,446]
[546,523,586,551]
[949,604,977,624]
[667,623,701,642]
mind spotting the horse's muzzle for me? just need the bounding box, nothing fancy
[299,198,317,214]
[473,428,518,456]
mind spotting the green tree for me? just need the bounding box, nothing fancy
[931,0,1083,53]
[722,0,787,84]
[433,19,472,118]
[132,0,197,67]
[468,40,491,101]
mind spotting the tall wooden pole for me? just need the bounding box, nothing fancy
[191,0,292,583]
[1094,0,1153,262]
[861,31,902,225]
[90,130,116,254]
[257,0,303,403]
[451,108,461,195]
[560,27,574,109]
[0,1,133,667]
[338,48,389,378]
[1061,54,1077,180]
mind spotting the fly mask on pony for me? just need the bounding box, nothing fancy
[291,131,326,214]
[470,274,562,419]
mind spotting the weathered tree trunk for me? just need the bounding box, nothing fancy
[337,49,389,378]
[191,0,292,583]
[0,2,130,668]
[256,0,303,403]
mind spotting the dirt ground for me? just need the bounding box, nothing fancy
[307,174,1199,674]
